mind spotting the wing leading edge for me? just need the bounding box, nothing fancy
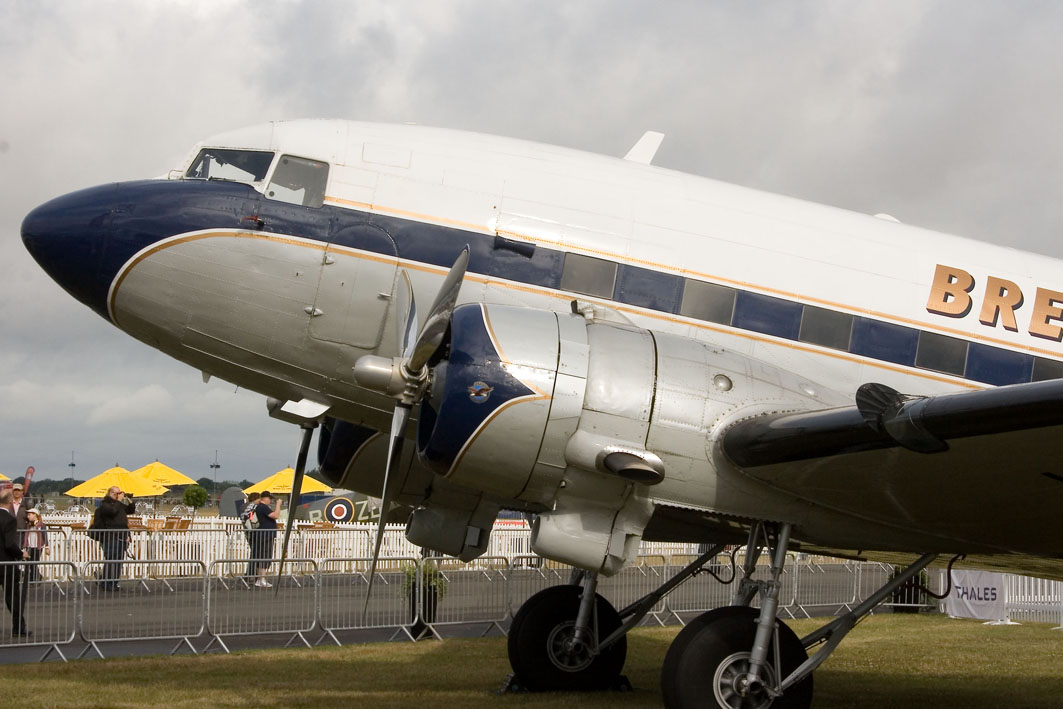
[719,379,1063,565]
[724,379,1063,468]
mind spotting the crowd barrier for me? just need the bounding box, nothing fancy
[2,551,1059,662]
[994,574,1063,628]
[317,556,420,644]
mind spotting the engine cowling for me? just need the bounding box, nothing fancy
[414,302,847,575]
[416,303,559,497]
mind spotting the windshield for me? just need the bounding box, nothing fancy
[185,148,274,183]
[266,154,329,208]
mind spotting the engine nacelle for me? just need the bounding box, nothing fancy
[417,303,559,497]
[412,302,845,575]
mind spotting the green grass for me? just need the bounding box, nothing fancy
[17,614,1063,708]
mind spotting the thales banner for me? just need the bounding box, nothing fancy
[946,570,1006,621]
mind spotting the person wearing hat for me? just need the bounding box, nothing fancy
[12,483,28,532]
[249,491,280,588]
[21,508,49,583]
[94,486,135,592]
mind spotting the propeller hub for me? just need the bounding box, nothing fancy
[353,355,406,397]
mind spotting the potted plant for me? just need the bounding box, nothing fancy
[401,559,448,638]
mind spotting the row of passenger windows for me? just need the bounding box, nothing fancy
[180,160,1062,387]
[560,252,1063,386]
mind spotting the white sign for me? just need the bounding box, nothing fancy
[946,570,1006,621]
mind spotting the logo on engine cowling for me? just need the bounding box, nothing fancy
[467,381,494,403]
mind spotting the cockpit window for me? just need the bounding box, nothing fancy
[185,149,274,183]
[266,154,329,208]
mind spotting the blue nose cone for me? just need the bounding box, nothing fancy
[22,184,119,319]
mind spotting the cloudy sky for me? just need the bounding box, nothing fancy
[2,1,1062,484]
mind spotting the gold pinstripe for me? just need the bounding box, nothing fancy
[325,194,1063,360]
[109,228,1025,390]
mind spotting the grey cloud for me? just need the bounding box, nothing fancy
[3,1,1063,481]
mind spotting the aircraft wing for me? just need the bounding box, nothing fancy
[720,379,1063,567]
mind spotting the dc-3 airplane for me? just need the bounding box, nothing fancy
[21,120,1063,707]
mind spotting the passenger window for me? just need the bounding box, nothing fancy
[966,343,1033,386]
[560,253,617,298]
[266,155,329,208]
[733,291,803,340]
[1032,357,1063,382]
[915,331,968,375]
[799,306,853,351]
[679,279,736,325]
[849,318,918,366]
[186,149,273,183]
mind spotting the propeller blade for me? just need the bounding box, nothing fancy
[362,402,411,618]
[407,246,469,373]
[396,270,418,358]
[275,424,314,594]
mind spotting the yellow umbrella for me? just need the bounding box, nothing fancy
[65,467,170,498]
[131,460,197,486]
[0,472,9,481]
[243,468,332,495]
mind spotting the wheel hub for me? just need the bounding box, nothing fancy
[714,651,778,709]
[546,621,595,673]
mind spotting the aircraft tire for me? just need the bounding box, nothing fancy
[507,584,627,691]
[661,606,812,709]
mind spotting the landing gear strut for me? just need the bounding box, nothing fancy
[506,544,729,692]
[660,521,939,708]
[663,523,812,708]
[662,605,811,708]
[507,525,938,707]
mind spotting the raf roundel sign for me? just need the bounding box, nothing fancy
[324,498,353,522]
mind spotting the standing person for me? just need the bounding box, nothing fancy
[21,509,49,583]
[241,492,260,578]
[95,486,135,592]
[12,483,28,531]
[250,491,280,588]
[0,488,30,637]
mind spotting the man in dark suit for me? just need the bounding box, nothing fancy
[12,483,29,532]
[0,487,30,637]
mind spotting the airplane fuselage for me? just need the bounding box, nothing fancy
[22,120,1063,570]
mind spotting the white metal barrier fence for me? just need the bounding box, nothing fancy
[317,557,419,644]
[0,560,78,661]
[39,521,696,571]
[0,556,1055,661]
[204,558,319,653]
[77,560,207,659]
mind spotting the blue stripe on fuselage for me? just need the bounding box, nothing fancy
[32,179,561,321]
[25,178,1057,389]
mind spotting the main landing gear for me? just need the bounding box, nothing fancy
[506,522,939,708]
[507,577,627,691]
